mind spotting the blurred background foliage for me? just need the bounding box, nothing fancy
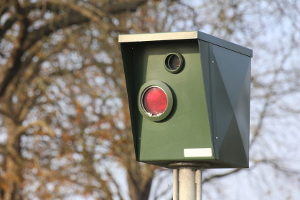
[0,0,300,199]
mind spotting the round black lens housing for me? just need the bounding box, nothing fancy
[165,53,184,73]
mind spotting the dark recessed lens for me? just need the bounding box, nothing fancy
[165,53,184,73]
[168,55,180,70]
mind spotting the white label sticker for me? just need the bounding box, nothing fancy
[184,148,212,157]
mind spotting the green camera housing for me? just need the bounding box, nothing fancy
[119,31,252,168]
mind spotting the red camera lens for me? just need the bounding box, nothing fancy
[142,87,168,116]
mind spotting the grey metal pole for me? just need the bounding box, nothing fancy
[195,169,202,200]
[179,168,195,200]
[173,168,202,200]
[173,169,179,200]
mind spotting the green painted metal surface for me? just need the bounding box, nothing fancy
[119,31,252,168]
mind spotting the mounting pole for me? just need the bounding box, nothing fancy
[173,169,179,200]
[195,169,202,200]
[173,168,202,200]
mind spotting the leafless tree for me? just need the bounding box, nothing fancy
[0,0,300,200]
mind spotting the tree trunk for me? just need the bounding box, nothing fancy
[127,162,154,200]
[0,118,23,200]
[3,160,23,200]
